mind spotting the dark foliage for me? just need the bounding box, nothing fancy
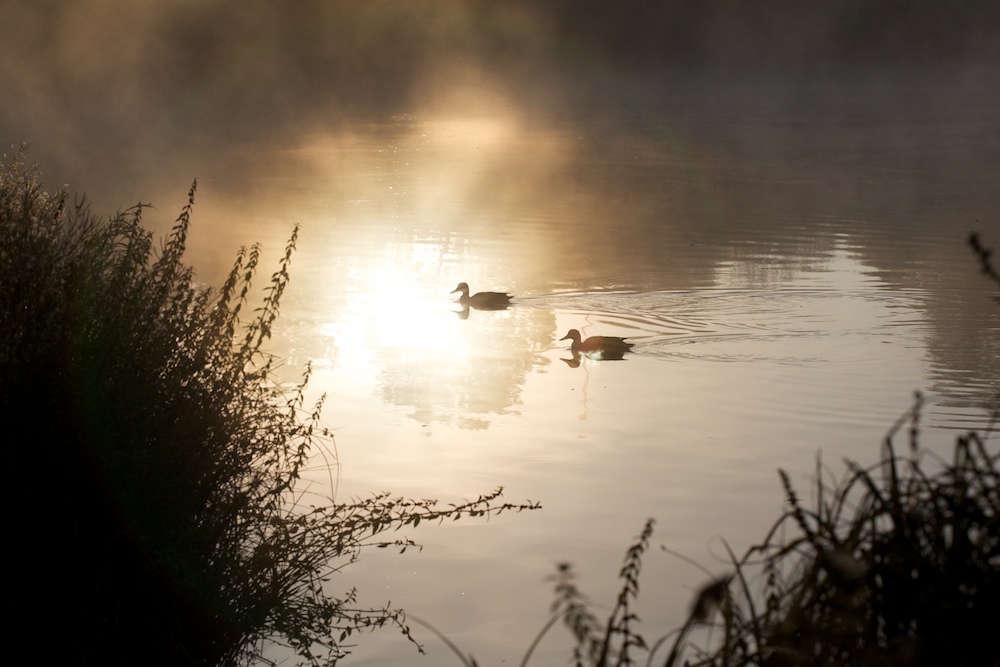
[0,148,538,666]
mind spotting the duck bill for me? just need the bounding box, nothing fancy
[559,334,571,341]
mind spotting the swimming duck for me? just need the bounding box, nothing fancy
[451,282,513,310]
[560,329,634,355]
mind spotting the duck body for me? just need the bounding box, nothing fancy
[560,329,634,354]
[451,282,513,310]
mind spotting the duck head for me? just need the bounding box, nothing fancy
[559,329,583,345]
[451,282,471,298]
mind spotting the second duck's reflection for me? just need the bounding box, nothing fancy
[560,348,631,367]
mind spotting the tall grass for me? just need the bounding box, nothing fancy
[1,147,538,667]
[509,399,996,667]
[680,398,998,666]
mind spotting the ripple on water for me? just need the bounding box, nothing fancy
[528,286,932,366]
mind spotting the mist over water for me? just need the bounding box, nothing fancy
[4,2,999,665]
[4,0,998,204]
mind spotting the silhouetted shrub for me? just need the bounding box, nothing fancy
[1,147,538,667]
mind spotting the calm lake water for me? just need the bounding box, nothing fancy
[130,76,999,665]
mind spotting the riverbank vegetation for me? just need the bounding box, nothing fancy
[418,402,997,666]
[0,148,538,666]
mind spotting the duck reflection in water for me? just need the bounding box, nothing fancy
[559,329,634,365]
[451,282,513,319]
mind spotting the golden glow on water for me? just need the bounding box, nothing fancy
[151,96,998,667]
[348,242,462,357]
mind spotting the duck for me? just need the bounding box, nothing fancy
[560,329,634,355]
[451,282,513,310]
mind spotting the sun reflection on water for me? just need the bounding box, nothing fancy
[314,240,466,377]
[296,223,557,429]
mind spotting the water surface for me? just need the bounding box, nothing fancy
[142,78,1000,664]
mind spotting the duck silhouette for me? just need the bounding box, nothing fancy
[560,329,634,358]
[451,282,513,311]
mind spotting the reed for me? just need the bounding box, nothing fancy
[661,395,999,667]
[1,147,538,667]
[517,395,997,667]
